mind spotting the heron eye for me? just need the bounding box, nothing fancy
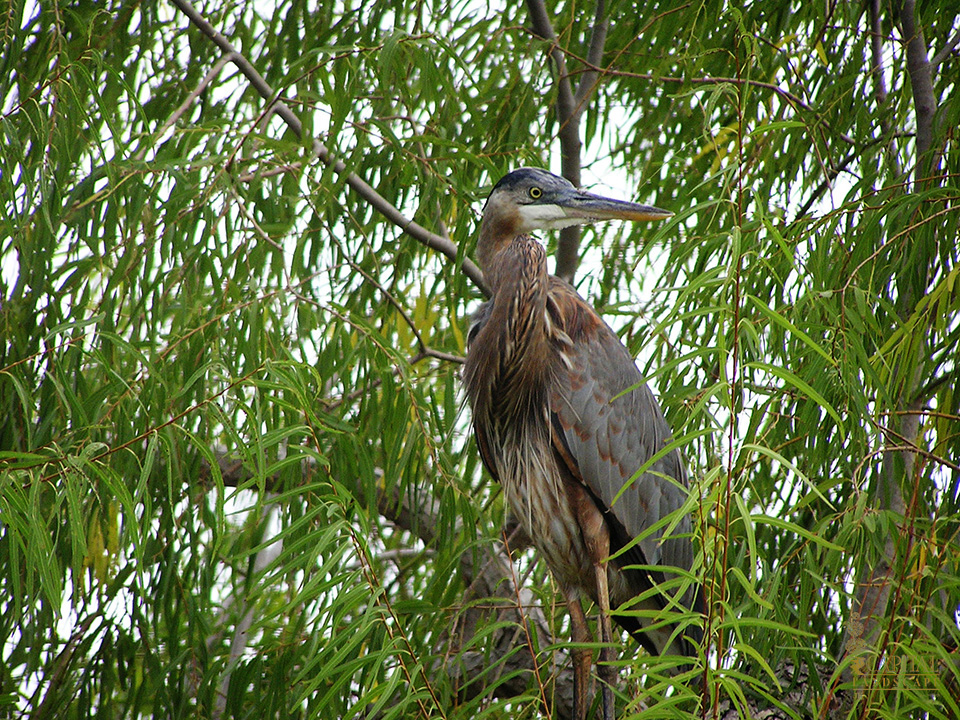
[529,187,542,199]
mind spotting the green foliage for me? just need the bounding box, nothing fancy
[1,0,958,718]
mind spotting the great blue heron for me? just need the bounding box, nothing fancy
[463,168,701,720]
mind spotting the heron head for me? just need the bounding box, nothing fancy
[482,167,673,237]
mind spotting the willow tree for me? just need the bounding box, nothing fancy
[1,1,957,718]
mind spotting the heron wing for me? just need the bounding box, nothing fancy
[546,282,693,589]
[466,300,501,482]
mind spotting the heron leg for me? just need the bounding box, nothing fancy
[576,497,616,720]
[592,560,616,720]
[563,588,593,720]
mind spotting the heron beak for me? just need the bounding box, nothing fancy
[556,188,673,223]
[513,185,673,234]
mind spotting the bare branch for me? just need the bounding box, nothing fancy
[236,161,303,182]
[525,0,599,283]
[896,0,938,185]
[169,0,488,296]
[574,0,609,109]
[526,0,577,127]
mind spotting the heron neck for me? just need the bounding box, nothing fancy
[483,234,547,298]
[477,209,520,280]
[482,236,552,375]
[464,235,553,432]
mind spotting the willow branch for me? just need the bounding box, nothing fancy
[793,132,913,221]
[169,0,488,297]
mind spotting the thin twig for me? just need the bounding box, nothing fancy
[134,52,238,162]
[875,424,960,475]
[530,33,858,148]
[793,132,913,221]
[304,193,464,366]
[236,161,303,182]
[931,27,960,71]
